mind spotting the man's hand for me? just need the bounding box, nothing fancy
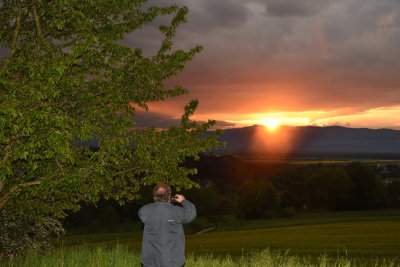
[174,194,185,203]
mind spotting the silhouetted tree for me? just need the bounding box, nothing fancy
[386,180,400,208]
[345,162,386,209]
[236,180,279,219]
[274,167,309,210]
[306,167,354,210]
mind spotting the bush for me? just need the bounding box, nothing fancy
[235,211,245,220]
[279,207,296,218]
[237,180,279,219]
[386,181,400,208]
[0,210,64,257]
[262,210,276,219]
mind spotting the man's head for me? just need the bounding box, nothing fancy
[153,184,172,202]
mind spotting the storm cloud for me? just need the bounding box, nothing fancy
[133,110,236,129]
[135,0,400,126]
[266,0,330,17]
[2,0,399,129]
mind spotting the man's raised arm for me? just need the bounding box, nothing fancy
[175,194,197,224]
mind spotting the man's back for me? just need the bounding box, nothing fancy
[139,199,196,267]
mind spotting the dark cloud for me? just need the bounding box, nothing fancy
[3,0,400,129]
[133,110,180,128]
[266,0,330,17]
[139,0,250,35]
[132,110,235,129]
[184,0,250,33]
[214,120,236,127]
[166,0,400,116]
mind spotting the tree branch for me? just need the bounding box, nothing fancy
[0,134,26,171]
[32,3,43,47]
[10,2,22,56]
[112,166,140,177]
[0,180,41,211]
[0,179,4,194]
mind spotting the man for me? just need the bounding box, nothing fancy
[139,184,196,267]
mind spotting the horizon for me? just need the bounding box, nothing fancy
[212,123,400,157]
[217,123,400,131]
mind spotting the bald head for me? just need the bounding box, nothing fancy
[153,184,171,202]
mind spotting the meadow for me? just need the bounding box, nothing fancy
[2,209,399,266]
[2,246,398,267]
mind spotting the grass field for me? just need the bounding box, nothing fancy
[2,246,398,267]
[60,209,400,260]
[2,210,399,266]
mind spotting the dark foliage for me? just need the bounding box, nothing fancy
[64,155,397,231]
[0,210,64,256]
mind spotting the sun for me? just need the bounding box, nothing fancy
[262,119,280,130]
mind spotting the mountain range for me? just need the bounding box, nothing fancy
[212,125,400,159]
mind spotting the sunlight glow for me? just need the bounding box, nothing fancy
[198,106,400,131]
[233,113,312,129]
[262,119,280,130]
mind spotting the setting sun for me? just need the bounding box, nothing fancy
[263,119,280,130]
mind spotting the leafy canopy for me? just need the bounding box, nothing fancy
[0,0,222,217]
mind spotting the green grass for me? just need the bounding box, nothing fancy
[186,220,400,258]
[2,211,399,266]
[1,246,398,267]
[59,209,400,261]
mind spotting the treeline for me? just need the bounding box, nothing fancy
[65,155,400,230]
[182,155,400,219]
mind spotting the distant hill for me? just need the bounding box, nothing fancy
[77,124,400,159]
[213,125,400,158]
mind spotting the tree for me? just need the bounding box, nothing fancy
[274,167,309,210]
[0,0,222,234]
[344,162,386,209]
[306,167,354,210]
[236,180,279,219]
[386,180,400,208]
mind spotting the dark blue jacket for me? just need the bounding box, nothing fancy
[138,200,196,267]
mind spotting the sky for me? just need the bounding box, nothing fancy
[2,0,399,130]
[127,0,400,130]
